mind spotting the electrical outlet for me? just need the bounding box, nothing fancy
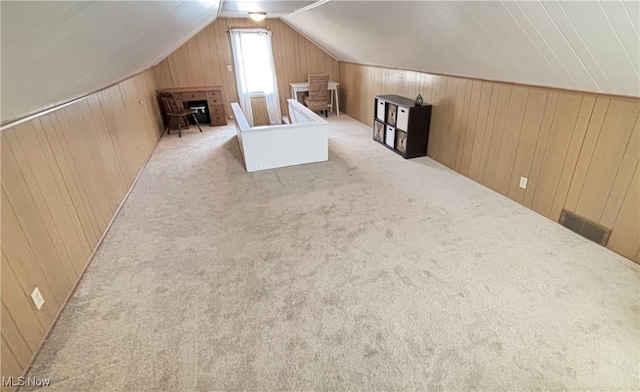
[31,287,45,310]
[227,65,232,72]
[229,114,235,119]
[519,176,528,189]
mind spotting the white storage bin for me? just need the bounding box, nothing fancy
[385,125,395,148]
[396,106,409,131]
[376,99,386,121]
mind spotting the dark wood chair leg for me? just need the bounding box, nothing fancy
[192,113,203,133]
[177,119,182,137]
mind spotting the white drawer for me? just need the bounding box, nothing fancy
[376,100,385,121]
[385,125,395,148]
[397,106,409,130]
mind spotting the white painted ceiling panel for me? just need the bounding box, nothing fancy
[283,0,640,97]
[546,1,615,92]
[486,2,566,84]
[436,3,499,79]
[219,0,315,18]
[502,1,576,90]
[602,1,640,76]
[468,3,534,82]
[2,0,638,124]
[424,3,498,79]
[623,1,640,35]
[1,1,220,123]
[480,0,593,91]
[557,1,639,94]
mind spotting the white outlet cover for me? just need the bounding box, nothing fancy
[31,287,45,310]
[519,176,528,189]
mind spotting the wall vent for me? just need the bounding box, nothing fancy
[559,210,611,246]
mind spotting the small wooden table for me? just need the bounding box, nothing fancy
[289,81,340,116]
[159,86,227,126]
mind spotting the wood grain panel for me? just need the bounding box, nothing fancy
[526,93,583,217]
[153,18,339,124]
[1,166,73,308]
[506,89,549,203]
[467,82,495,182]
[0,254,45,351]
[1,303,32,368]
[38,114,101,245]
[492,86,529,195]
[1,69,162,382]
[339,62,640,263]
[573,100,640,221]
[475,83,501,183]
[429,76,457,164]
[55,106,114,227]
[523,92,559,209]
[600,120,640,227]
[1,337,21,390]
[95,85,144,184]
[458,80,482,176]
[445,78,469,169]
[84,95,129,197]
[549,96,596,220]
[607,165,640,259]
[4,126,81,279]
[454,79,473,170]
[482,84,514,189]
[560,97,610,212]
[250,96,270,126]
[30,119,94,272]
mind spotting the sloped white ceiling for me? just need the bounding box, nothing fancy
[283,0,640,97]
[2,0,637,123]
[219,0,316,18]
[1,0,220,123]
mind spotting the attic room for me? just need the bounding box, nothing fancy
[1,0,638,390]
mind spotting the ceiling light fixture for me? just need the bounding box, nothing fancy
[248,12,266,22]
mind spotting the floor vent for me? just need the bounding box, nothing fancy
[559,210,611,246]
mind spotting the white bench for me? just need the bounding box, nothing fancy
[232,99,329,172]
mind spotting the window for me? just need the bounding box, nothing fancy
[235,31,275,95]
[229,29,281,125]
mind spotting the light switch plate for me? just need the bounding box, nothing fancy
[31,287,45,310]
[519,176,528,189]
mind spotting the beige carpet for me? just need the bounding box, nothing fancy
[24,115,639,391]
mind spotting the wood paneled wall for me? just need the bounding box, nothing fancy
[250,96,270,127]
[340,62,640,263]
[0,69,163,387]
[152,18,339,122]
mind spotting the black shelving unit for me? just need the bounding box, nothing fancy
[373,94,432,159]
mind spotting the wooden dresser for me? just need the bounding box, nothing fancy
[159,86,227,126]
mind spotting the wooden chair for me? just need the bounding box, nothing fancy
[303,74,330,117]
[157,92,203,137]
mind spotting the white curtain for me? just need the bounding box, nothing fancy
[229,30,254,126]
[261,31,282,125]
[229,29,281,126]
